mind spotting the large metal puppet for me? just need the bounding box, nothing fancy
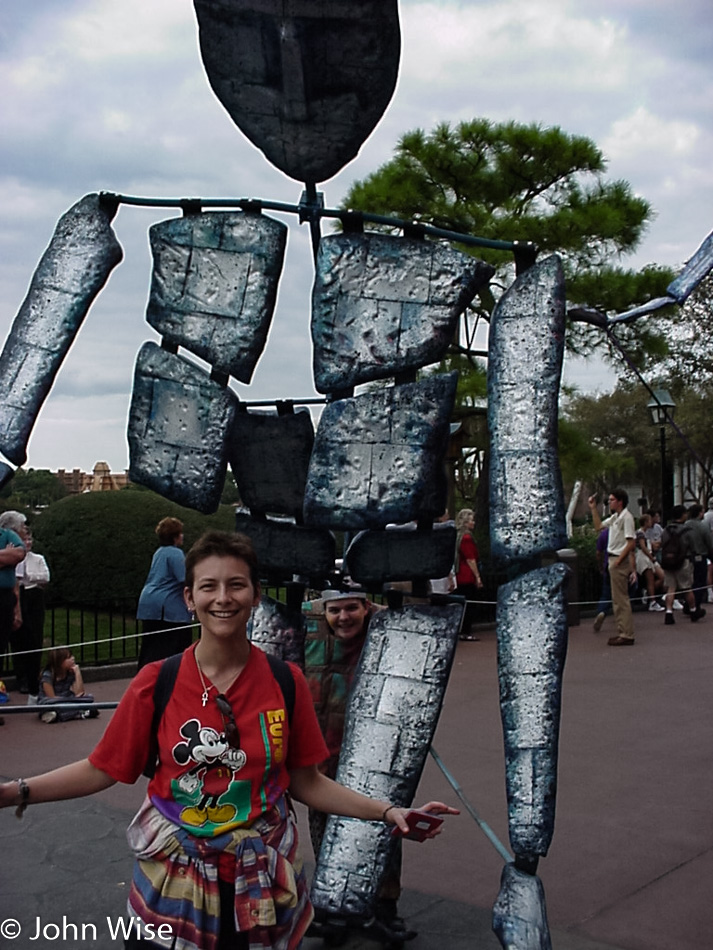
[1,3,711,949]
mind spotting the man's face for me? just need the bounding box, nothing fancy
[324,598,369,641]
[608,494,623,514]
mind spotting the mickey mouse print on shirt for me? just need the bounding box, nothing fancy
[171,718,250,831]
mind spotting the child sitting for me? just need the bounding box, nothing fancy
[38,648,99,723]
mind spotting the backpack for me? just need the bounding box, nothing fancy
[660,524,687,572]
[143,650,295,778]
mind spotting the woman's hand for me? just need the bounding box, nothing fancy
[384,801,460,838]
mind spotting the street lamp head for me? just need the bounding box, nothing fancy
[647,388,676,427]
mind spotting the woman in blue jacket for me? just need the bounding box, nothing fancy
[136,517,194,668]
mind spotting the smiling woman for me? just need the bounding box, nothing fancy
[0,530,457,949]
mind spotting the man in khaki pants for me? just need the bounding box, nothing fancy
[589,490,637,645]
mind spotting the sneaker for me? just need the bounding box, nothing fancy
[41,710,58,723]
[593,611,606,632]
[648,600,665,612]
[362,917,418,944]
[373,898,418,942]
[672,599,683,610]
[691,607,706,623]
[81,708,100,719]
[664,612,675,625]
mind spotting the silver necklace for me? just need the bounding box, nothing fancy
[194,653,215,707]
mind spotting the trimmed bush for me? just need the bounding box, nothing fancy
[32,490,236,609]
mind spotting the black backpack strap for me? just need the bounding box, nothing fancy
[143,652,183,778]
[142,651,294,779]
[265,652,295,727]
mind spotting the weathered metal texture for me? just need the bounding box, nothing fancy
[312,234,494,392]
[303,373,457,530]
[497,564,569,859]
[146,212,286,383]
[488,255,567,563]
[193,0,401,184]
[234,510,336,579]
[228,408,314,519]
[345,523,456,586]
[249,595,306,665]
[128,342,237,514]
[492,863,553,950]
[666,228,713,303]
[0,194,122,466]
[310,603,462,917]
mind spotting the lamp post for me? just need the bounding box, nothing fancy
[647,389,676,522]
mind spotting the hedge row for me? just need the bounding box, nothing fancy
[31,489,237,609]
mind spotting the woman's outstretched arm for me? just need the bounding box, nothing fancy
[0,759,116,813]
[289,764,458,836]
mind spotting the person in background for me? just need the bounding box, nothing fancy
[37,647,98,723]
[588,490,637,646]
[661,505,702,625]
[645,508,664,562]
[635,513,665,612]
[429,510,457,596]
[136,517,194,669]
[454,508,483,640]
[702,497,713,533]
[705,497,713,602]
[14,526,50,700]
[0,510,26,669]
[685,504,713,612]
[592,527,612,632]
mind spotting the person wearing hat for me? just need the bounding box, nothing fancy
[303,589,413,942]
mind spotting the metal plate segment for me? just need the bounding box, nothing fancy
[128,342,237,513]
[312,233,494,391]
[497,563,569,858]
[488,255,567,562]
[0,194,122,466]
[304,373,457,530]
[146,212,286,382]
[310,603,462,916]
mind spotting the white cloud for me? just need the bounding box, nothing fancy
[54,0,193,64]
[603,107,701,160]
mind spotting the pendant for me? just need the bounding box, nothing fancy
[201,690,209,707]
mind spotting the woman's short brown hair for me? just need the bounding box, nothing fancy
[184,531,260,590]
[155,517,183,546]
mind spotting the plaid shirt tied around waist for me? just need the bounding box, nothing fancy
[126,795,312,950]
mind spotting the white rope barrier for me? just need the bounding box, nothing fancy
[1,621,201,659]
[3,583,712,661]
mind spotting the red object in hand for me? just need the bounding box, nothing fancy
[390,809,444,841]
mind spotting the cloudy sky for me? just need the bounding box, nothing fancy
[1,0,711,473]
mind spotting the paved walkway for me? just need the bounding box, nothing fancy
[1,606,711,950]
